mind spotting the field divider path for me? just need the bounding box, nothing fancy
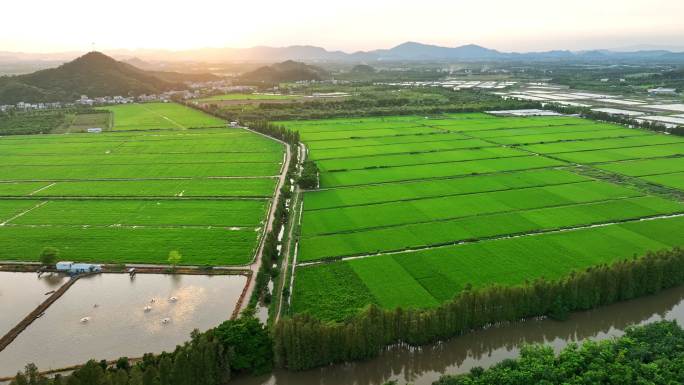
[0,201,48,226]
[233,126,291,317]
[140,103,186,130]
[296,213,684,268]
[28,183,55,196]
[274,142,307,323]
[0,274,83,353]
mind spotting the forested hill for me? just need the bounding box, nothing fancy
[0,52,219,104]
[240,60,328,84]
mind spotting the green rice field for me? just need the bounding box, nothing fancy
[280,113,684,321]
[99,102,225,130]
[0,110,284,265]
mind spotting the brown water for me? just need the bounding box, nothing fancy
[234,285,684,385]
[0,272,65,335]
[0,273,246,377]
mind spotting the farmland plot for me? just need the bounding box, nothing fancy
[100,102,225,130]
[280,114,684,320]
[0,112,283,265]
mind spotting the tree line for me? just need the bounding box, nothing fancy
[249,146,298,307]
[273,248,684,370]
[434,320,684,384]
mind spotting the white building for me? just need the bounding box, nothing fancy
[87,127,103,133]
[56,261,102,274]
[648,88,677,96]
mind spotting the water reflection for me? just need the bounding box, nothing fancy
[0,273,246,377]
[0,272,66,335]
[234,286,684,385]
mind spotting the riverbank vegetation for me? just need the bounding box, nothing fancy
[434,320,684,385]
[275,248,684,370]
[10,314,273,385]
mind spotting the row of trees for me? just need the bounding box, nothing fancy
[298,160,319,189]
[11,315,272,385]
[209,88,541,122]
[273,248,684,370]
[434,320,684,384]
[249,148,298,307]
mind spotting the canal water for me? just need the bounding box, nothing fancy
[0,273,246,377]
[0,272,65,336]
[234,285,684,385]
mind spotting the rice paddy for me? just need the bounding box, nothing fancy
[280,113,684,321]
[0,108,284,266]
[99,102,225,131]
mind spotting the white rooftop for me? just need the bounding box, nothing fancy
[643,104,684,113]
[638,116,684,125]
[599,99,645,106]
[591,108,645,116]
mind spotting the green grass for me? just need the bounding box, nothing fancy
[318,156,566,187]
[11,199,268,227]
[291,263,377,321]
[596,157,684,177]
[641,172,684,192]
[305,132,470,150]
[100,103,225,130]
[315,146,527,172]
[303,169,589,210]
[298,196,684,261]
[0,182,50,196]
[464,122,625,139]
[293,215,684,320]
[300,181,643,237]
[282,113,684,319]
[310,138,493,160]
[486,127,648,146]
[0,125,283,265]
[521,134,684,154]
[23,179,277,198]
[301,125,444,142]
[0,226,258,265]
[550,143,684,164]
[0,162,280,181]
[0,200,42,222]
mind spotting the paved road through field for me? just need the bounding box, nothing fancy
[233,127,291,317]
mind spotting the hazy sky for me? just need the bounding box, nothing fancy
[2,0,684,53]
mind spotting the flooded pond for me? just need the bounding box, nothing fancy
[235,285,684,385]
[0,273,246,377]
[0,272,65,335]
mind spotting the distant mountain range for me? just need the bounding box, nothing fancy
[0,52,218,104]
[3,42,684,64]
[240,60,328,83]
[105,43,684,63]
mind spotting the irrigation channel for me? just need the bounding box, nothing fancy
[235,284,684,385]
[0,271,246,378]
